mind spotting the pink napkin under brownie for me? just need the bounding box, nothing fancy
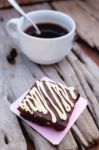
[10,77,87,145]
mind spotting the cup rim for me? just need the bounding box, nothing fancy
[17,10,76,41]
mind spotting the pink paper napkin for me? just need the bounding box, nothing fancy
[10,77,87,145]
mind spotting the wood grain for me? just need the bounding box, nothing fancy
[0,0,48,9]
[52,0,99,50]
[56,57,99,146]
[0,75,27,150]
[77,40,99,66]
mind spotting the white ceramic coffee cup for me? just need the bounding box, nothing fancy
[6,10,76,64]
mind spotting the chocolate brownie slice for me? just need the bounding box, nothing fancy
[18,80,80,131]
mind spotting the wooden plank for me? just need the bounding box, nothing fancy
[0,74,27,149]
[73,43,99,83]
[56,59,86,97]
[67,51,99,128]
[55,58,99,147]
[75,0,99,21]
[22,54,46,79]
[58,131,78,150]
[85,0,99,15]
[0,3,51,21]
[0,0,48,9]
[52,0,99,50]
[0,99,26,150]
[77,40,99,66]
[23,122,57,150]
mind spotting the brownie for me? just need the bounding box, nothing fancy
[18,80,80,131]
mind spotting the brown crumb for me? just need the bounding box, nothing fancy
[10,48,17,58]
[7,55,16,65]
[7,48,18,65]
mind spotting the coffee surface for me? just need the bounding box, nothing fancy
[24,23,68,38]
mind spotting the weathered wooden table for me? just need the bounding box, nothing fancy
[0,0,99,150]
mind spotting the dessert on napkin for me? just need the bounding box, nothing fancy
[18,80,80,131]
[10,77,87,145]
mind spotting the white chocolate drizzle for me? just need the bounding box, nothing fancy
[19,80,77,123]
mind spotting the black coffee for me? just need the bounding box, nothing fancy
[24,23,68,38]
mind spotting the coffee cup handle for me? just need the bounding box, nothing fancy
[6,18,19,39]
